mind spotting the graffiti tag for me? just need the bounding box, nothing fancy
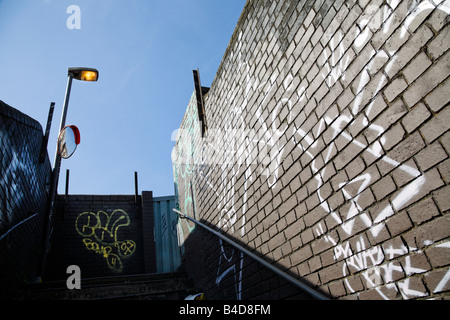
[75,209,136,272]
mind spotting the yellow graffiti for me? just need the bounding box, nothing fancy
[75,209,136,272]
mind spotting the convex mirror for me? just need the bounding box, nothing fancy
[57,125,80,159]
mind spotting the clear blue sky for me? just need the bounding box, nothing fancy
[0,0,246,196]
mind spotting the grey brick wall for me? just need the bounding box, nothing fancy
[173,0,450,300]
[0,100,52,293]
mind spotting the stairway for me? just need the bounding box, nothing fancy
[15,272,200,300]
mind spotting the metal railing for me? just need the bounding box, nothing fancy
[0,213,39,242]
[173,208,329,300]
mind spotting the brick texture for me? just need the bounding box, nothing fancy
[45,194,157,280]
[0,100,52,294]
[173,0,450,300]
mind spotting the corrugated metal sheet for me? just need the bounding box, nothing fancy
[153,196,181,273]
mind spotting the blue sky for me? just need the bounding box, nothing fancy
[0,0,246,196]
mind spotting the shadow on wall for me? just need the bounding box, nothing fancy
[178,216,327,300]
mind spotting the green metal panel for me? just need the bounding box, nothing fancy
[153,196,181,273]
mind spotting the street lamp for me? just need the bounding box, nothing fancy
[52,67,98,172]
[51,67,98,203]
[69,67,99,82]
[40,67,98,281]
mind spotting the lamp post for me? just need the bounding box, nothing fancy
[39,67,98,281]
[51,68,98,198]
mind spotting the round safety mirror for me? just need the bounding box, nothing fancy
[57,125,80,159]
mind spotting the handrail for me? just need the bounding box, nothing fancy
[173,208,329,300]
[0,213,39,241]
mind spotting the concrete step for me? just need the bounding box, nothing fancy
[16,272,200,300]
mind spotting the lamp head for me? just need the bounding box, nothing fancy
[68,67,99,81]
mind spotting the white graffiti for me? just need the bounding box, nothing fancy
[298,0,447,241]
[0,130,41,226]
[172,0,450,299]
[330,234,450,299]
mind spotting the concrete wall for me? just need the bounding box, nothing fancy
[172,0,450,300]
[0,100,52,292]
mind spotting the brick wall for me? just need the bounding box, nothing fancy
[0,100,52,293]
[45,194,156,280]
[172,0,450,300]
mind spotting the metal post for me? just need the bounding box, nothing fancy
[39,102,55,163]
[134,171,141,218]
[40,73,73,280]
[48,73,73,226]
[65,169,70,199]
[53,74,73,170]
[134,171,139,202]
